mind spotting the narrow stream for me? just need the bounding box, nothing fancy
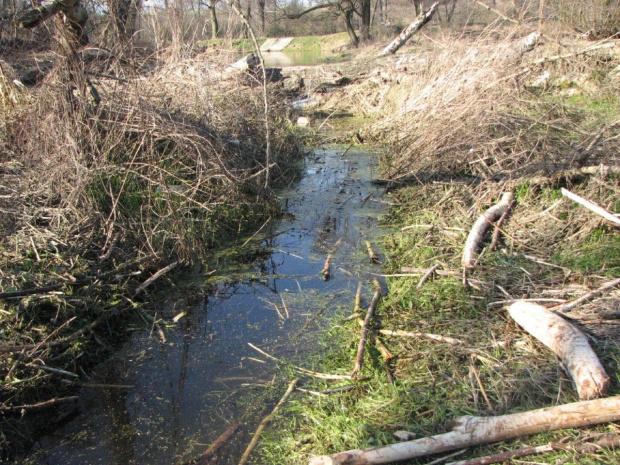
[27,145,388,465]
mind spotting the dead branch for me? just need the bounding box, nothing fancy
[193,421,242,463]
[490,200,515,251]
[247,343,351,380]
[352,279,382,376]
[378,329,463,345]
[378,2,439,57]
[238,379,298,465]
[446,434,620,465]
[508,301,609,400]
[365,241,380,264]
[550,277,620,313]
[462,192,514,269]
[472,0,519,24]
[309,395,620,465]
[417,264,441,288]
[322,238,343,280]
[561,188,620,227]
[133,261,180,295]
[0,396,79,415]
[0,313,108,353]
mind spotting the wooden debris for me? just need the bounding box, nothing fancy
[238,378,298,465]
[247,343,351,380]
[417,264,441,288]
[0,396,79,415]
[352,279,382,377]
[378,2,439,57]
[379,329,463,345]
[561,188,620,227]
[365,241,380,264]
[550,276,620,313]
[134,261,180,296]
[508,301,609,400]
[308,395,620,465]
[462,193,513,269]
[193,421,242,463]
[446,434,620,465]
[322,238,343,281]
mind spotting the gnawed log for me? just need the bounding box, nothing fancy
[309,395,620,465]
[508,301,609,400]
[462,192,513,269]
[16,0,89,43]
[378,2,439,57]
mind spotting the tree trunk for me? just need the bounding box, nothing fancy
[377,1,437,57]
[344,7,359,46]
[208,0,219,38]
[16,0,89,44]
[309,396,620,465]
[360,0,371,40]
[258,0,265,34]
[508,301,609,400]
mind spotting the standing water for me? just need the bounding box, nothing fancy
[27,145,388,464]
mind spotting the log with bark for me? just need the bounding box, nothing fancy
[16,0,89,43]
[378,2,439,57]
[508,301,609,400]
[309,395,620,464]
[461,192,513,269]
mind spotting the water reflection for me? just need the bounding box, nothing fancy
[28,146,387,465]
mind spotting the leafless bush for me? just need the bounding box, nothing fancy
[1,49,300,264]
[373,31,620,182]
[552,0,620,39]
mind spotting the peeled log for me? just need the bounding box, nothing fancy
[378,2,439,57]
[309,396,620,465]
[508,301,609,400]
[461,192,513,268]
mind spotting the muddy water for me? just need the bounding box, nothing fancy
[27,145,387,465]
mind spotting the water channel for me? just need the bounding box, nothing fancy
[26,144,388,465]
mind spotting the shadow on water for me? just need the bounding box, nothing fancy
[26,145,389,465]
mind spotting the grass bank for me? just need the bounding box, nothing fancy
[0,44,303,458]
[256,29,620,464]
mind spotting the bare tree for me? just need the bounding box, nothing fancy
[201,0,220,38]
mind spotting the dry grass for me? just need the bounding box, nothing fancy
[0,36,302,457]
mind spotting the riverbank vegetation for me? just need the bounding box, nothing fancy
[253,6,620,465]
[2,0,620,462]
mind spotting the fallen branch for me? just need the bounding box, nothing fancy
[378,329,462,345]
[309,395,620,465]
[472,0,518,24]
[365,241,380,264]
[247,343,351,380]
[378,2,439,57]
[417,264,441,288]
[0,313,108,353]
[561,188,620,227]
[352,279,382,376]
[508,301,609,399]
[462,193,514,269]
[191,421,242,464]
[238,379,298,465]
[550,277,620,313]
[322,238,343,281]
[134,261,180,295]
[0,396,79,415]
[489,200,515,251]
[446,434,620,465]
